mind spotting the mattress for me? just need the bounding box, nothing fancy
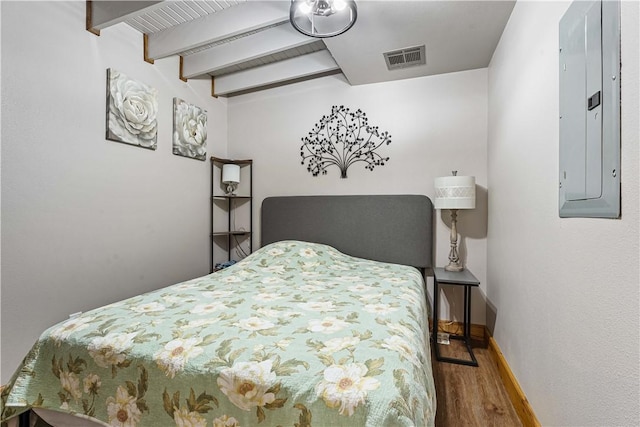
[1,241,436,426]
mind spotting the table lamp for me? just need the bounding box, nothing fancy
[434,171,476,272]
[222,164,240,196]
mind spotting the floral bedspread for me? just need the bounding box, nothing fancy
[1,241,435,426]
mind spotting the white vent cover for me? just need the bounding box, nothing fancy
[383,45,426,70]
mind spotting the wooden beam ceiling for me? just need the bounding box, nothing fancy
[87,1,164,34]
[213,50,340,96]
[182,24,317,79]
[145,1,290,60]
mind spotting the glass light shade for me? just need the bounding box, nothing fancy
[290,0,357,38]
[333,0,347,10]
[434,175,476,210]
[298,1,312,14]
[222,164,240,184]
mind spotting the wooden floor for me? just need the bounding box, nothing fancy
[432,339,522,427]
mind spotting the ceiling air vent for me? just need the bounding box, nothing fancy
[383,45,426,71]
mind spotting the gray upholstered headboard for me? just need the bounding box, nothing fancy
[261,195,433,268]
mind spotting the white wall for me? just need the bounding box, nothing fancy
[0,1,227,383]
[227,70,489,327]
[0,1,4,376]
[487,1,639,425]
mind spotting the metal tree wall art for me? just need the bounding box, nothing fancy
[300,105,391,178]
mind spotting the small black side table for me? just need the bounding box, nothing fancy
[433,267,480,367]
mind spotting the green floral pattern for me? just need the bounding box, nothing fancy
[1,241,435,426]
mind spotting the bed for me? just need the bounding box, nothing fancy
[1,195,435,427]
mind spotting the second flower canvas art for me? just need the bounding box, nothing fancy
[173,97,207,161]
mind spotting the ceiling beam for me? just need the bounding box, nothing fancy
[223,69,342,97]
[214,50,340,96]
[182,25,316,79]
[87,1,164,32]
[146,1,291,60]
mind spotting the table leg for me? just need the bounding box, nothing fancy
[464,285,470,339]
[433,277,440,360]
[464,285,478,366]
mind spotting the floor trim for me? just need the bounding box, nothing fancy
[487,335,541,427]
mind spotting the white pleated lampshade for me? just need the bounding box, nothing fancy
[222,164,240,184]
[434,175,476,209]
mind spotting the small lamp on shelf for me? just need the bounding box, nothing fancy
[434,171,476,272]
[222,164,240,196]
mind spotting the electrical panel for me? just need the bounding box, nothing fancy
[559,0,620,218]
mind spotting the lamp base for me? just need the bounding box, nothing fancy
[444,263,464,272]
[445,209,464,272]
[225,183,238,196]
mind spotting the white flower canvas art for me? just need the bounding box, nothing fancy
[106,68,158,150]
[173,97,207,161]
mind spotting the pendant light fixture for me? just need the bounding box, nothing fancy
[290,0,357,38]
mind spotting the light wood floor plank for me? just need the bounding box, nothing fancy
[432,340,523,427]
